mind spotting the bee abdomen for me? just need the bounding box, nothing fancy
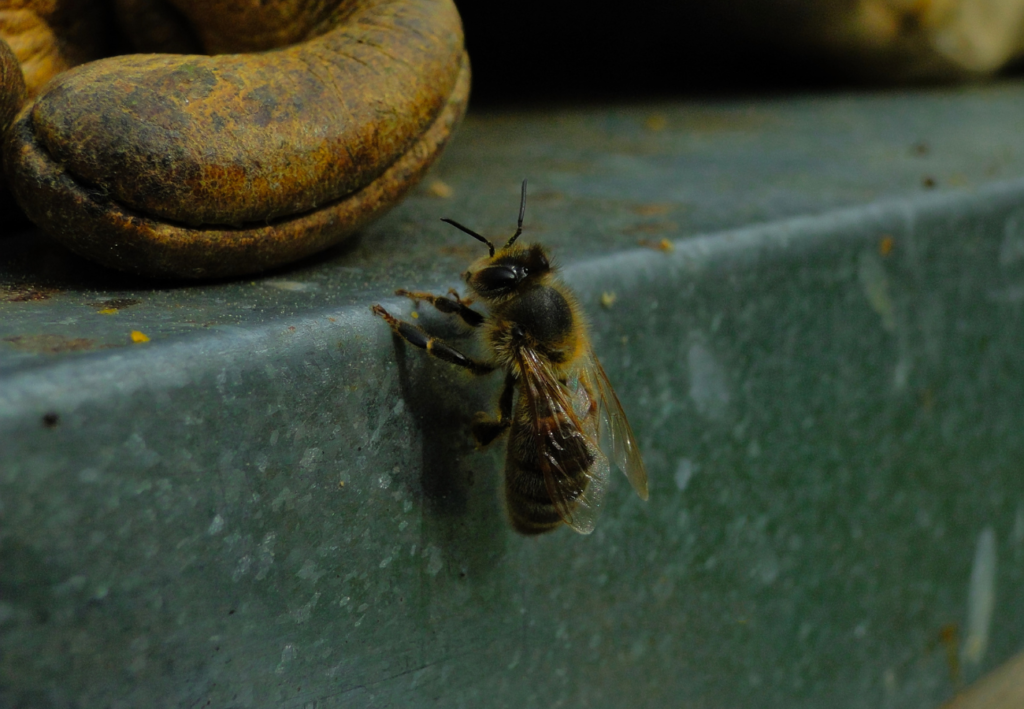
[504,414,596,535]
[505,461,567,534]
[510,414,595,474]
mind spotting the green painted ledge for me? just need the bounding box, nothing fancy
[2,84,1024,708]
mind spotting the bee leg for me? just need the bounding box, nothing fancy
[372,305,495,375]
[447,288,474,306]
[471,372,516,446]
[395,289,485,327]
[472,416,509,446]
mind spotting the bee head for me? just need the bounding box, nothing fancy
[463,244,551,300]
[441,180,552,301]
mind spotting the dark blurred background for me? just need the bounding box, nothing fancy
[456,1,1024,106]
[456,4,831,105]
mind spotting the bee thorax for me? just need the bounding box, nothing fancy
[503,286,575,350]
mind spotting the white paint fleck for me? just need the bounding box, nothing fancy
[124,432,162,469]
[555,622,569,641]
[1012,504,1024,547]
[858,250,895,332]
[232,555,252,582]
[378,473,392,490]
[674,458,697,492]
[893,358,910,391]
[687,341,730,420]
[59,575,88,593]
[299,448,322,470]
[296,560,324,583]
[999,210,1024,266]
[290,593,321,623]
[962,526,997,667]
[424,545,443,576]
[798,622,813,641]
[207,515,225,535]
[751,552,780,586]
[883,668,897,695]
[265,280,318,292]
[275,644,297,673]
[271,487,295,512]
[78,468,100,483]
[128,636,149,674]
[986,285,1024,303]
[255,532,277,581]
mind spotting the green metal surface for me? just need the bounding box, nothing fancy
[2,84,1024,707]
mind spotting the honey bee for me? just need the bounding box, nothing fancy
[372,181,648,534]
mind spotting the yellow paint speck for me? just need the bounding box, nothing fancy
[97,308,118,315]
[645,114,668,131]
[411,311,419,319]
[639,238,675,253]
[426,179,453,199]
[130,331,150,343]
[600,292,617,309]
[879,235,894,256]
[858,251,895,332]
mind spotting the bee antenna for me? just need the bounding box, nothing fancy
[505,179,527,248]
[441,218,495,257]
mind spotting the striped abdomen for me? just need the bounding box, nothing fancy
[503,394,596,535]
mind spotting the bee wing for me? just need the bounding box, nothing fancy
[582,347,649,501]
[517,347,610,534]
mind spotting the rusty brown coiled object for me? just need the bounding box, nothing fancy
[1,0,469,278]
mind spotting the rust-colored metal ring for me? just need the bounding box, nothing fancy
[3,0,469,278]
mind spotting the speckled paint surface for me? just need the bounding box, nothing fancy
[2,84,1024,707]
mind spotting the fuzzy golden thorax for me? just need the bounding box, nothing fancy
[462,244,587,373]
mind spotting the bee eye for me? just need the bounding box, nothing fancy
[475,265,520,292]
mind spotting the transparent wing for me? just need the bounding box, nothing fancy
[581,346,649,500]
[516,347,610,534]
